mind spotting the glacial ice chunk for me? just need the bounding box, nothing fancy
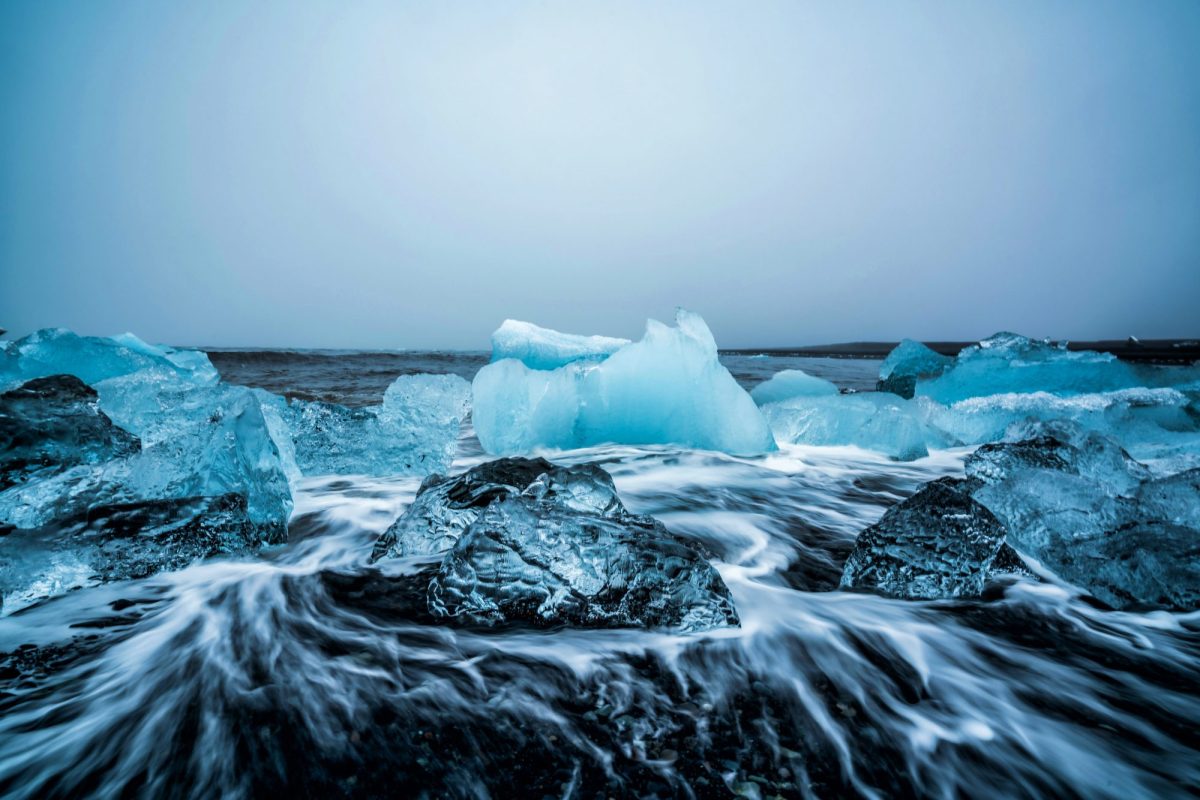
[962,435,1200,610]
[915,332,1165,403]
[840,478,1027,600]
[762,393,942,461]
[491,319,631,370]
[372,457,621,559]
[0,328,217,392]
[0,375,140,491]
[472,309,776,455]
[281,373,470,476]
[427,486,738,631]
[750,369,838,405]
[877,339,951,399]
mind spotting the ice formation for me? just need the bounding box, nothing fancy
[916,332,1145,403]
[472,309,776,455]
[840,478,1027,600]
[761,393,942,461]
[961,433,1199,610]
[0,375,140,490]
[372,457,739,631]
[0,328,217,392]
[877,339,951,398]
[490,319,631,370]
[280,373,470,476]
[750,369,838,405]
[372,457,620,559]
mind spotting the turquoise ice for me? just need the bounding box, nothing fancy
[750,369,838,405]
[490,319,631,370]
[472,309,777,455]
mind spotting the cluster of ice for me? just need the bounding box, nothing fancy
[472,309,776,455]
[840,478,1027,600]
[0,330,300,612]
[376,457,739,632]
[278,373,470,477]
[490,319,630,370]
[749,369,838,405]
[963,429,1199,610]
[876,339,951,399]
[850,423,1199,610]
[760,331,1199,461]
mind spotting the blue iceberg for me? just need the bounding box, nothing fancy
[750,369,838,405]
[490,319,630,370]
[913,332,1198,403]
[762,393,943,461]
[0,328,217,392]
[472,309,776,455]
[281,373,470,477]
[877,339,951,398]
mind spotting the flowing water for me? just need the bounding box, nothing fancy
[1,353,1198,799]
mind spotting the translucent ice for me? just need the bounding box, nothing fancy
[762,393,943,461]
[472,309,776,455]
[0,375,139,491]
[0,328,217,392]
[840,478,1027,600]
[913,332,1198,403]
[373,457,620,559]
[427,484,738,631]
[281,373,470,476]
[877,339,951,398]
[490,319,631,370]
[963,434,1200,610]
[750,369,838,405]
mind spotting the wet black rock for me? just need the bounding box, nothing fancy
[840,478,1028,600]
[0,375,139,491]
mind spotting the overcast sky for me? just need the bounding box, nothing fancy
[2,1,1198,349]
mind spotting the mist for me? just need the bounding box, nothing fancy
[2,0,1198,349]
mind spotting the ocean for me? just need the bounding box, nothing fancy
[1,350,1197,799]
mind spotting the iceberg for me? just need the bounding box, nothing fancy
[423,460,738,631]
[750,369,838,405]
[0,328,217,392]
[0,375,140,491]
[840,478,1027,600]
[877,339,951,398]
[281,373,470,476]
[490,319,630,370]
[373,457,620,559]
[912,332,1192,403]
[762,393,942,461]
[472,309,776,455]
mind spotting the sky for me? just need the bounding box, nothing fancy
[1,1,1198,349]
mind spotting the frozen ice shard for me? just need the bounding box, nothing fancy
[281,373,470,476]
[761,393,942,461]
[0,375,140,491]
[962,434,1200,610]
[839,478,1027,600]
[427,492,738,631]
[472,309,776,455]
[490,319,631,370]
[372,457,620,559]
[0,328,217,392]
[877,339,951,399]
[750,369,838,405]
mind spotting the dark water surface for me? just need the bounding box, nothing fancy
[1,351,1197,799]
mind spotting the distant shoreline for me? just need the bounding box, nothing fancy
[722,339,1200,364]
